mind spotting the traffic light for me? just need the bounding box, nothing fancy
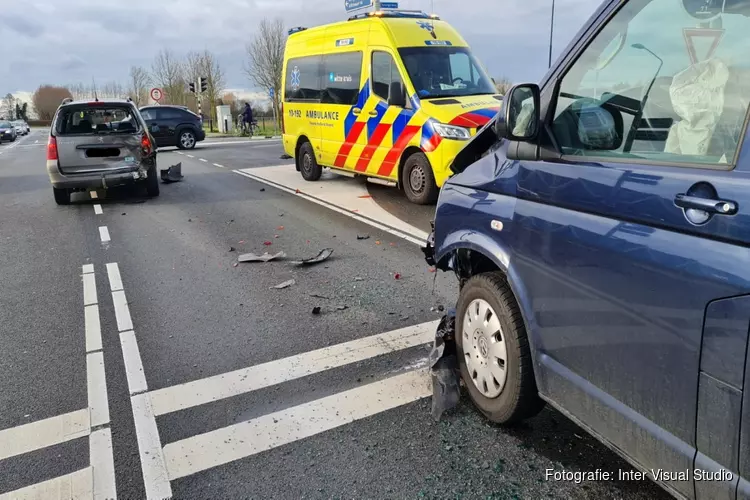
[200,77,208,93]
[188,82,196,94]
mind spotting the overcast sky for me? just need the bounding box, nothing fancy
[0,0,601,95]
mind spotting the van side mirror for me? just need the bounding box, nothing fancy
[495,83,540,141]
[388,81,406,108]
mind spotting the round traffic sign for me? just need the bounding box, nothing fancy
[150,88,163,102]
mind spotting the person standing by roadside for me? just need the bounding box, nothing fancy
[242,103,254,135]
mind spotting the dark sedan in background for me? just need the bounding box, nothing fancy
[0,121,17,143]
[139,105,205,150]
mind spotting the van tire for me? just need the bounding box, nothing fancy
[456,272,545,424]
[53,187,71,205]
[298,142,322,181]
[402,152,438,205]
[145,164,160,197]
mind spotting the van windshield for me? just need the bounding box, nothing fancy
[398,47,496,99]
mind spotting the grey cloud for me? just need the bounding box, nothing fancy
[0,0,601,94]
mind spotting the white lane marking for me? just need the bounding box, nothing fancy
[164,369,431,480]
[0,467,93,500]
[83,273,97,306]
[150,320,438,416]
[120,330,148,395]
[98,226,111,243]
[213,163,225,168]
[93,204,103,215]
[89,428,117,500]
[82,264,95,274]
[106,262,123,292]
[197,139,280,147]
[35,139,38,143]
[112,290,133,332]
[176,152,184,155]
[85,304,102,353]
[0,409,90,461]
[234,170,425,246]
[87,352,110,428]
[186,154,194,158]
[90,191,98,199]
[199,158,207,162]
[131,393,172,499]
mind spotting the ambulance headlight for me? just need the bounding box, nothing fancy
[433,123,471,140]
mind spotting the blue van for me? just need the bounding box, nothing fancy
[424,0,750,498]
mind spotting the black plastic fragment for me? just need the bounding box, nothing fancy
[430,308,460,421]
[160,162,184,183]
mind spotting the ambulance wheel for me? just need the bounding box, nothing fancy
[298,142,321,181]
[402,152,438,205]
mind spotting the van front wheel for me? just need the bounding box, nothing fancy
[298,142,322,181]
[456,272,545,424]
[402,152,438,205]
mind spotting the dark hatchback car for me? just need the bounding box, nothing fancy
[139,105,205,150]
[426,0,750,498]
[0,121,17,142]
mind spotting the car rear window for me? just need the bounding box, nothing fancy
[56,105,141,136]
[0,121,10,128]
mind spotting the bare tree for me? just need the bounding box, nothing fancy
[129,66,151,107]
[200,50,226,130]
[244,18,286,125]
[32,85,73,120]
[2,94,16,120]
[494,77,513,95]
[151,49,186,105]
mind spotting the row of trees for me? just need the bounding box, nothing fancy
[1,94,30,121]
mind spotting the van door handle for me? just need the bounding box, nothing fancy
[352,108,362,115]
[674,194,738,215]
[368,110,378,117]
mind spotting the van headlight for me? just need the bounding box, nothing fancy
[433,123,471,140]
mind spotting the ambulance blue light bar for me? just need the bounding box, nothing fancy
[347,10,438,21]
[288,26,308,35]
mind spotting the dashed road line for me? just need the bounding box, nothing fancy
[164,369,431,480]
[98,226,110,244]
[0,409,90,461]
[149,321,437,416]
[186,154,194,158]
[81,264,117,500]
[199,158,207,162]
[90,191,98,199]
[213,163,225,168]
[94,204,103,215]
[106,262,171,499]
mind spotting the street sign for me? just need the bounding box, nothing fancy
[269,88,274,98]
[150,88,163,102]
[381,1,399,8]
[345,0,372,12]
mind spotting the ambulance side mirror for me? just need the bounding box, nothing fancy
[388,81,406,108]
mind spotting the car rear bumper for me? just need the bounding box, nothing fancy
[47,161,150,190]
[196,129,206,141]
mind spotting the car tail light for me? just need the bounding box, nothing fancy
[141,132,153,155]
[47,136,58,161]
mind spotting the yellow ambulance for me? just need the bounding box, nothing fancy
[281,9,502,204]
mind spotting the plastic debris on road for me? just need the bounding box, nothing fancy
[291,248,333,266]
[357,235,370,240]
[430,309,461,421]
[263,241,273,246]
[160,162,184,183]
[312,306,322,315]
[270,279,295,289]
[237,251,286,263]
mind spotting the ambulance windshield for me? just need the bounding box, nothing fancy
[398,47,496,99]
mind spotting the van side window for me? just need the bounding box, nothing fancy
[285,56,322,102]
[371,51,403,102]
[552,0,750,166]
[321,52,362,106]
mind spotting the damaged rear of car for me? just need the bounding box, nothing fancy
[47,99,159,205]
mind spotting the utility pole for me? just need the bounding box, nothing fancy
[374,0,381,9]
[548,0,556,69]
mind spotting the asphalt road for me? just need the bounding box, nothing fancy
[0,132,671,500]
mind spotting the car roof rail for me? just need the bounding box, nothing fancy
[61,97,74,105]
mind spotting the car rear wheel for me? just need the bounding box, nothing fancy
[53,187,71,205]
[145,164,160,197]
[298,142,322,181]
[177,130,196,150]
[456,272,545,424]
[402,152,438,205]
